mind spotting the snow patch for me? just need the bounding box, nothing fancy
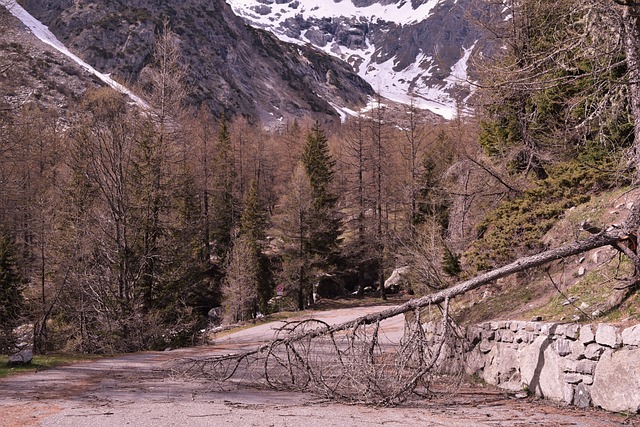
[226,0,476,119]
[446,41,476,85]
[228,0,442,26]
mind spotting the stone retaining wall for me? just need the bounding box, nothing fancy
[464,321,640,413]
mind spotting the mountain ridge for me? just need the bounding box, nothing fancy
[226,0,490,118]
[12,0,376,125]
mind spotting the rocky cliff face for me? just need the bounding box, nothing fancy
[227,0,494,118]
[18,0,375,125]
[0,6,101,113]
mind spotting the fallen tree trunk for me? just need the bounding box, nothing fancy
[308,226,631,336]
[176,226,634,405]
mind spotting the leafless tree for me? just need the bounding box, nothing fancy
[273,163,315,310]
[613,1,640,183]
[400,97,429,237]
[338,113,377,295]
[221,235,259,323]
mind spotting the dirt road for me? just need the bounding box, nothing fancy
[0,306,635,426]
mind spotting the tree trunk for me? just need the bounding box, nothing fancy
[621,6,640,183]
[325,228,630,333]
[614,2,640,270]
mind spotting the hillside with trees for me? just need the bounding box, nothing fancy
[3,0,640,359]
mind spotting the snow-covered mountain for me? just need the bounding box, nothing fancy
[7,0,375,125]
[226,0,486,119]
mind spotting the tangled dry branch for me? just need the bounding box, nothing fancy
[175,298,469,405]
[174,226,633,405]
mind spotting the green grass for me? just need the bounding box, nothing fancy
[454,274,541,325]
[0,353,105,378]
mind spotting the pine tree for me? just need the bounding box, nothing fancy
[441,245,461,278]
[0,233,23,353]
[240,180,267,245]
[301,122,342,269]
[211,112,238,258]
[415,153,449,231]
[240,179,272,314]
[368,97,390,300]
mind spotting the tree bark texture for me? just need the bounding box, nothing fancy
[621,5,640,183]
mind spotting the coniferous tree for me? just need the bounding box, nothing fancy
[275,163,314,310]
[221,234,259,323]
[0,233,24,354]
[239,179,272,314]
[240,180,267,245]
[340,114,377,296]
[137,20,189,310]
[415,154,449,231]
[211,113,238,258]
[441,245,461,278]
[368,97,390,300]
[401,97,428,237]
[301,122,342,270]
[191,106,216,263]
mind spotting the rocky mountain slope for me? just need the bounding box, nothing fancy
[10,0,375,125]
[0,5,101,113]
[1,0,148,111]
[226,0,493,119]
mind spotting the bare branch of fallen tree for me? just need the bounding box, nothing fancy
[271,226,632,338]
[174,226,634,405]
[176,298,466,405]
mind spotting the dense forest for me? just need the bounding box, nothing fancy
[1,0,640,355]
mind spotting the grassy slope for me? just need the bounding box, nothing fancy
[454,187,640,326]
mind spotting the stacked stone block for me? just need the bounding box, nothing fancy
[465,321,640,413]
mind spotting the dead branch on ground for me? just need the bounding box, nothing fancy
[174,226,634,405]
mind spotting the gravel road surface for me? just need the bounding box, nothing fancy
[0,306,635,426]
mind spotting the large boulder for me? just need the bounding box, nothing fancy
[384,266,409,293]
[520,336,565,401]
[8,349,33,365]
[207,307,223,326]
[592,348,640,413]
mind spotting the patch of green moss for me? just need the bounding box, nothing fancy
[464,161,624,273]
[0,353,105,378]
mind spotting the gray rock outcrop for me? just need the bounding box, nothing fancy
[19,0,374,125]
[8,349,33,365]
[228,0,506,116]
[591,348,640,413]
